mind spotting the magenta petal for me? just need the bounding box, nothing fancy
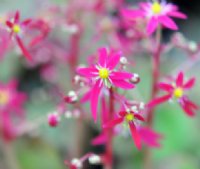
[183,78,195,89]
[176,72,184,87]
[6,21,13,28]
[107,52,121,69]
[22,19,32,26]
[91,80,102,122]
[158,83,174,92]
[134,114,145,122]
[91,133,107,145]
[14,11,20,23]
[168,11,187,19]
[112,79,135,89]
[147,94,172,107]
[159,16,178,30]
[181,104,196,117]
[16,36,32,61]
[121,9,143,19]
[103,117,124,128]
[110,71,133,80]
[77,67,97,77]
[98,47,107,67]
[147,17,158,35]
[80,90,91,103]
[129,123,141,150]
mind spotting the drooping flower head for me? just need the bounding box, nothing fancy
[77,47,135,122]
[5,11,32,60]
[148,72,198,116]
[103,110,145,150]
[122,0,187,34]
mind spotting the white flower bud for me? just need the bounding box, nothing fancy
[88,155,101,165]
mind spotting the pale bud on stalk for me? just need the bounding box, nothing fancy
[88,155,101,165]
[130,73,140,84]
[64,90,78,104]
[71,158,82,169]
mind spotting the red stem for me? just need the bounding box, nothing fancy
[104,88,114,169]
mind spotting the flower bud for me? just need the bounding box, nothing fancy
[130,73,140,84]
[48,113,60,127]
[64,90,78,104]
[88,155,101,165]
[120,56,128,65]
[71,158,82,169]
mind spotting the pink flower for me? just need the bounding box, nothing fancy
[103,110,145,150]
[5,11,32,60]
[148,72,198,117]
[122,1,187,34]
[77,47,134,122]
[0,80,26,141]
[48,113,60,127]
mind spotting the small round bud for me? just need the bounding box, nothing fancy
[120,56,128,65]
[48,113,60,127]
[64,90,78,104]
[188,41,198,52]
[88,155,101,165]
[71,158,82,169]
[64,111,73,119]
[130,73,140,84]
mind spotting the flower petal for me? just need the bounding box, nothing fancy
[98,47,107,67]
[14,11,20,23]
[181,104,196,117]
[176,72,184,87]
[77,67,98,78]
[121,9,143,19]
[110,71,133,80]
[107,51,121,70]
[80,90,91,103]
[147,17,158,35]
[134,114,145,122]
[183,78,195,89]
[129,122,141,150]
[158,16,178,30]
[103,117,124,128]
[112,79,135,89]
[158,83,174,92]
[91,80,102,122]
[147,94,172,107]
[91,133,107,145]
[168,11,187,19]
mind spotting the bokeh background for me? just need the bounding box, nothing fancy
[0,0,200,169]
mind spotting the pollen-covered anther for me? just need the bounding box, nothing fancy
[12,24,21,33]
[173,87,184,98]
[125,113,134,122]
[99,68,109,79]
[0,90,9,105]
[151,2,162,14]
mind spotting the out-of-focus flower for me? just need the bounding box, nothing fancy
[5,11,32,60]
[0,80,26,141]
[48,113,60,127]
[103,110,145,150]
[148,72,198,116]
[122,1,187,34]
[77,47,134,122]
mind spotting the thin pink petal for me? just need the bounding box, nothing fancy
[6,21,13,28]
[98,47,107,67]
[77,67,98,77]
[80,90,91,103]
[134,114,145,122]
[16,36,32,61]
[107,51,121,69]
[147,17,158,35]
[176,72,184,87]
[129,123,141,150]
[110,71,133,80]
[112,79,135,89]
[158,16,178,30]
[22,19,32,26]
[91,133,107,145]
[14,11,20,23]
[181,104,196,117]
[183,78,195,89]
[103,117,124,128]
[168,11,187,19]
[91,80,102,122]
[158,83,174,92]
[147,94,172,107]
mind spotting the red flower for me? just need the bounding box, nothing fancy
[148,72,198,117]
[103,110,145,150]
[5,11,32,60]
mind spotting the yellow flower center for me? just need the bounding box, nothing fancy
[151,2,162,14]
[0,90,9,105]
[13,24,21,33]
[173,87,183,98]
[125,113,134,122]
[99,68,109,79]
